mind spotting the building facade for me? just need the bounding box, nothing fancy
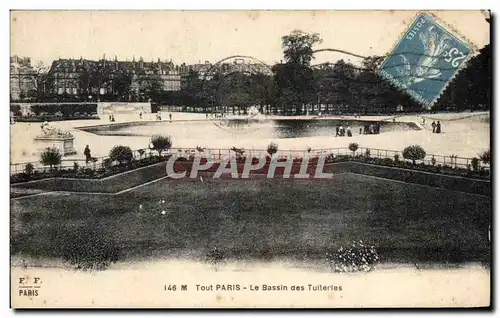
[10,56,37,101]
[179,59,273,82]
[46,56,182,98]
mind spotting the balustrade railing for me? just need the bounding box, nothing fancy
[10,146,490,176]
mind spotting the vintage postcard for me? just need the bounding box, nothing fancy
[10,10,491,308]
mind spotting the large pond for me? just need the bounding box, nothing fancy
[80,119,420,139]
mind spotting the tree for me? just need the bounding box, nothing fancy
[80,63,112,97]
[109,146,133,165]
[267,142,278,156]
[435,44,491,111]
[150,135,172,157]
[471,157,480,172]
[402,145,426,165]
[329,60,358,113]
[25,61,49,101]
[78,71,91,97]
[479,149,491,165]
[248,73,274,114]
[139,73,164,100]
[275,30,323,115]
[282,30,322,66]
[112,71,133,101]
[24,163,34,175]
[348,142,359,156]
[40,147,62,170]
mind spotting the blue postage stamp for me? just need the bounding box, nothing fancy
[378,12,473,108]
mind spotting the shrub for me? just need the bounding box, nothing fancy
[402,145,426,165]
[40,147,62,170]
[394,153,400,162]
[325,154,336,163]
[73,162,79,172]
[431,156,436,166]
[364,148,371,158]
[58,225,120,271]
[348,142,359,156]
[230,146,245,157]
[471,157,480,172]
[326,240,379,272]
[380,158,394,166]
[267,142,278,156]
[479,149,491,165]
[24,163,34,175]
[196,146,205,153]
[109,146,133,165]
[150,135,172,157]
[102,158,113,170]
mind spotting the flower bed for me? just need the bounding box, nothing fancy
[11,151,490,185]
[10,155,168,184]
[323,154,490,180]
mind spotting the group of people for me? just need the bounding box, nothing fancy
[335,125,353,137]
[362,123,381,135]
[155,112,173,122]
[108,114,116,122]
[335,122,381,137]
[421,117,442,133]
[431,121,442,134]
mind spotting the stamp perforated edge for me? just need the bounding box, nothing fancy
[378,10,481,109]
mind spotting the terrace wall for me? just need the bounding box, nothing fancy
[11,160,490,197]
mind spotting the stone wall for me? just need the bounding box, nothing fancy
[97,102,152,115]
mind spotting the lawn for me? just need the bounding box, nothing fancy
[10,174,491,266]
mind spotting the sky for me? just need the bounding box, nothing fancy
[10,10,490,67]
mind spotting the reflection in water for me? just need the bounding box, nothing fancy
[82,119,420,139]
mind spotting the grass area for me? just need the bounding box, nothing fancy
[11,174,490,267]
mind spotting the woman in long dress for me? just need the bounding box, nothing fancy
[436,121,441,134]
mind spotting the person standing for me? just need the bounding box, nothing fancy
[346,126,352,137]
[431,121,436,133]
[169,113,172,122]
[139,112,143,120]
[335,126,340,137]
[84,145,92,163]
[436,121,441,134]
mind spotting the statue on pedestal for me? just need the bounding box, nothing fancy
[36,121,76,156]
[40,122,74,138]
